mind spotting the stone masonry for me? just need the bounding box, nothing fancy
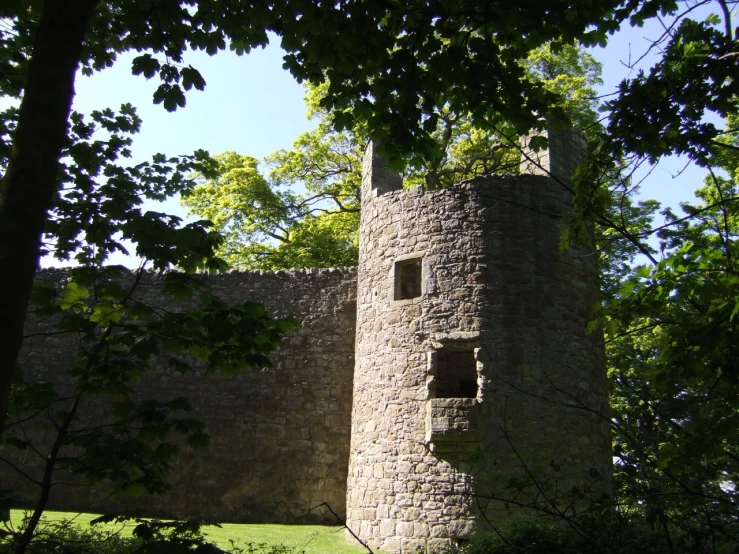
[9,131,611,553]
[345,135,611,553]
[13,268,357,524]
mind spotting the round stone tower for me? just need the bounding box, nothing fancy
[345,133,611,553]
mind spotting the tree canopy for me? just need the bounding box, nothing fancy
[181,150,361,269]
[182,42,603,270]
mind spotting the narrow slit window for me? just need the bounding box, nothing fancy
[435,349,478,399]
[394,258,423,300]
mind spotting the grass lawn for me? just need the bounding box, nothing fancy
[6,510,381,553]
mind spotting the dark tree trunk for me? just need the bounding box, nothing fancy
[0,0,98,438]
[14,395,81,554]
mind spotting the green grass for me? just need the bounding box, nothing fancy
[6,510,379,553]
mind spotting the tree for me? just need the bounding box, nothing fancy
[181,150,360,270]
[1,0,641,436]
[0,0,274,438]
[557,4,739,547]
[183,43,603,270]
[603,4,738,166]
[1,103,297,553]
[590,109,739,551]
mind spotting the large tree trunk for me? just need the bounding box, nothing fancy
[0,0,98,438]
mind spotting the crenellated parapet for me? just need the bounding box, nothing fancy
[519,127,588,182]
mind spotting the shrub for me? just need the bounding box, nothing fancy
[0,517,303,554]
[437,514,733,554]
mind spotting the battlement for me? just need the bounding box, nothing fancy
[520,128,587,182]
[361,127,587,206]
[361,141,403,199]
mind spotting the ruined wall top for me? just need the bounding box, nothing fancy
[519,128,587,182]
[361,141,403,199]
[361,128,586,201]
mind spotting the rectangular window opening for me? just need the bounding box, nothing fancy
[434,349,478,399]
[394,257,423,300]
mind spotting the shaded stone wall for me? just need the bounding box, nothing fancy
[346,140,610,553]
[10,268,357,523]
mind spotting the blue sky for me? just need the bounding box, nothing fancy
[72,41,314,163]
[49,6,724,266]
[69,38,315,222]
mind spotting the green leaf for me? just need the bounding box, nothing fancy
[131,54,161,79]
[189,343,212,360]
[90,303,123,324]
[528,135,549,151]
[58,282,89,310]
[181,66,206,92]
[153,84,186,112]
[704,13,721,26]
[635,265,653,279]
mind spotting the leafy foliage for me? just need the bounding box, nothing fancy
[441,516,676,554]
[181,151,359,270]
[605,9,738,165]
[47,104,222,269]
[275,0,633,163]
[599,116,739,551]
[0,517,143,554]
[555,5,739,550]
[1,104,297,552]
[183,43,603,270]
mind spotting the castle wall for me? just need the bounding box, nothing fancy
[346,143,611,553]
[10,268,357,523]
[7,132,611,553]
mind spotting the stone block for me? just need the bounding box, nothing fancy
[427,538,452,553]
[397,521,415,537]
[401,538,426,553]
[380,519,396,536]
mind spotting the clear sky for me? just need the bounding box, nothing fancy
[69,35,316,220]
[593,10,712,215]
[45,5,723,266]
[72,39,314,163]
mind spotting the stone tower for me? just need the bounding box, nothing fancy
[346,133,611,553]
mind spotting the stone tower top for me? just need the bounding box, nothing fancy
[362,128,587,199]
[519,128,587,182]
[361,141,402,200]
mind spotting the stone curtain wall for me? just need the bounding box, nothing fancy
[346,141,611,553]
[10,268,357,523]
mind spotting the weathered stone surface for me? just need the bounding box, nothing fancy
[11,268,357,524]
[345,136,611,552]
